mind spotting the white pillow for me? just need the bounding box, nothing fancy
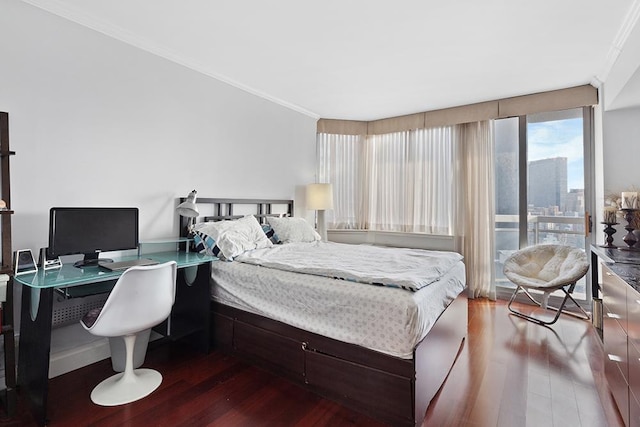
[194,215,272,259]
[266,217,321,243]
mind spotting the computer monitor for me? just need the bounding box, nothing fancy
[48,207,139,268]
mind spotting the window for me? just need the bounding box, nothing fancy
[494,108,591,301]
[317,126,455,234]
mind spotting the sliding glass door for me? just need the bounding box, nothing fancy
[495,107,592,301]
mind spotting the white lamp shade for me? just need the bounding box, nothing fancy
[307,184,334,210]
[176,190,199,218]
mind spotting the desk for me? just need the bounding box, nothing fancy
[14,250,216,427]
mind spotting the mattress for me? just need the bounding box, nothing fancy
[210,259,465,359]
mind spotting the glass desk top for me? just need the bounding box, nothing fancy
[14,251,216,289]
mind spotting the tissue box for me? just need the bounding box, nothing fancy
[0,273,8,302]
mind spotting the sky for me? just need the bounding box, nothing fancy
[527,117,584,190]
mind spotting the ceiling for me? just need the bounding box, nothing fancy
[21,0,640,120]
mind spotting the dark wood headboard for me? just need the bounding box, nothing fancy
[179,197,294,238]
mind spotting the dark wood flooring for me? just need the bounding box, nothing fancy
[0,299,625,426]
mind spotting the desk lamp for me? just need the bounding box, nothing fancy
[177,189,199,233]
[306,183,333,241]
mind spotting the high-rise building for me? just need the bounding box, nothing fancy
[565,188,585,214]
[528,157,568,211]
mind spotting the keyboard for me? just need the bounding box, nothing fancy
[99,258,159,271]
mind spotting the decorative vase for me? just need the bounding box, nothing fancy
[600,222,618,248]
[620,208,639,251]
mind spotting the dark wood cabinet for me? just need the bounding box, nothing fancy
[602,262,640,426]
[0,112,16,417]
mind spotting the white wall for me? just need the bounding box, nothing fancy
[597,2,640,246]
[603,106,640,191]
[602,104,640,246]
[0,0,318,254]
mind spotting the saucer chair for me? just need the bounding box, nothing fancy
[80,261,177,406]
[503,244,590,326]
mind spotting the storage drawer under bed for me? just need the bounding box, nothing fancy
[305,349,414,423]
[212,309,417,425]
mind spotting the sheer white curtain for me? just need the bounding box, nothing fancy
[316,133,367,229]
[410,127,455,234]
[455,121,496,299]
[367,129,454,233]
[367,131,411,231]
[317,127,454,234]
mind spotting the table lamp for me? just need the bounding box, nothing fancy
[307,183,333,241]
[177,189,199,232]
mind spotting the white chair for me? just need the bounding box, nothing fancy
[503,244,590,326]
[80,261,177,406]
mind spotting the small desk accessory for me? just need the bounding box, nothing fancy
[38,247,62,271]
[14,249,38,275]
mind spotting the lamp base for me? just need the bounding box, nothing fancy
[317,210,328,241]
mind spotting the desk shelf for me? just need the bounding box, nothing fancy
[139,238,193,256]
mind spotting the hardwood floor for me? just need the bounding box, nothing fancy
[0,299,625,427]
[424,299,623,427]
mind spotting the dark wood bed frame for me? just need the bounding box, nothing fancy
[180,197,467,426]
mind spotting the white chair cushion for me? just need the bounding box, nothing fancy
[503,244,589,290]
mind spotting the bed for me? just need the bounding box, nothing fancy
[180,198,467,426]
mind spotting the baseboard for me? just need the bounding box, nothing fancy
[48,323,110,378]
[15,323,164,379]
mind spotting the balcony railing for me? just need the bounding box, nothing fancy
[496,214,585,243]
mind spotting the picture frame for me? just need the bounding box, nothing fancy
[14,249,38,276]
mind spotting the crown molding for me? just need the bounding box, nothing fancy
[19,0,321,119]
[595,0,640,83]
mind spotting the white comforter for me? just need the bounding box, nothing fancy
[211,260,466,359]
[234,241,463,291]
